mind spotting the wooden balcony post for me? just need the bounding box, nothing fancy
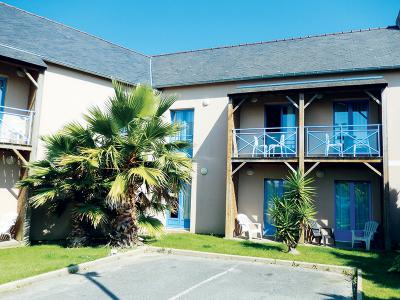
[298,93,305,173]
[225,98,237,238]
[381,87,391,250]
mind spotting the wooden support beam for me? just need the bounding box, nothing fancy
[12,148,28,165]
[304,162,320,177]
[225,99,237,239]
[233,97,246,113]
[381,87,391,250]
[363,162,382,177]
[284,161,295,173]
[285,96,299,109]
[232,162,246,175]
[365,90,381,105]
[23,68,39,89]
[298,93,305,174]
[304,94,319,109]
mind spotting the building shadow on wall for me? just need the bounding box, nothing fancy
[192,105,228,234]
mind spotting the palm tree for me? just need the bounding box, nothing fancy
[20,82,192,246]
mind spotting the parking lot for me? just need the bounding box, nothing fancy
[0,252,353,299]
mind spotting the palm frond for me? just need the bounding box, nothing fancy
[138,214,164,237]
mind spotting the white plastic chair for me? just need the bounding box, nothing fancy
[252,136,266,157]
[0,213,17,241]
[236,213,262,239]
[352,221,378,251]
[268,134,285,157]
[325,133,343,157]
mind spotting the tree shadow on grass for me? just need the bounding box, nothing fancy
[327,251,400,300]
[239,240,286,252]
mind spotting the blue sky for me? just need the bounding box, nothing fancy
[3,0,399,55]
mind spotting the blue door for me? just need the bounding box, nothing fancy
[166,184,191,228]
[335,181,371,241]
[166,109,194,229]
[263,179,285,236]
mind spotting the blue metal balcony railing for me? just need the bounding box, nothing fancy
[0,106,34,146]
[306,124,381,157]
[233,127,298,158]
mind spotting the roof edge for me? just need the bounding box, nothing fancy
[0,2,151,59]
[151,26,398,57]
[154,65,400,89]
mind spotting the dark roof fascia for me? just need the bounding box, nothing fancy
[0,55,46,71]
[229,75,387,95]
[153,65,400,89]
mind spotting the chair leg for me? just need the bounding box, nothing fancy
[352,239,354,248]
[366,240,370,251]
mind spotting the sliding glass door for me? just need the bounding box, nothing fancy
[263,179,286,236]
[335,181,371,241]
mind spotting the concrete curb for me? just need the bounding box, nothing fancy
[357,269,363,300]
[145,246,356,276]
[0,247,146,294]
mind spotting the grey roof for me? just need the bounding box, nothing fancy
[0,3,150,84]
[0,43,46,68]
[152,27,400,88]
[1,3,400,88]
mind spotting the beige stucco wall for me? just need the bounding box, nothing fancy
[0,63,31,217]
[162,84,231,234]
[36,64,115,159]
[383,72,400,245]
[30,64,115,240]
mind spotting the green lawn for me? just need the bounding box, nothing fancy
[0,245,109,285]
[148,233,400,300]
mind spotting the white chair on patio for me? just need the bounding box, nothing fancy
[236,213,262,240]
[0,213,17,241]
[268,134,285,157]
[252,136,267,157]
[351,221,378,251]
[325,133,343,157]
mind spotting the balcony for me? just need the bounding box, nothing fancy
[306,124,381,158]
[232,124,382,161]
[233,127,298,158]
[0,106,34,147]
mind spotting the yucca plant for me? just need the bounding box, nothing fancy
[19,82,192,247]
[269,170,316,252]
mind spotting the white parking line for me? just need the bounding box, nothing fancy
[167,265,237,300]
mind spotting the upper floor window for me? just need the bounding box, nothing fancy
[170,109,194,157]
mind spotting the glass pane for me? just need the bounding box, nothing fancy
[335,182,351,230]
[352,102,369,155]
[334,103,349,126]
[264,179,285,234]
[354,182,370,230]
[182,184,191,220]
[171,110,194,157]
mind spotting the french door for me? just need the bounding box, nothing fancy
[264,105,296,155]
[335,181,371,241]
[166,109,193,229]
[333,101,369,155]
[263,179,285,236]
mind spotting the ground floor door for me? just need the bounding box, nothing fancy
[166,184,191,229]
[334,181,371,241]
[263,179,285,236]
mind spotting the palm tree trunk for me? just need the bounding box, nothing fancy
[112,201,139,247]
[67,217,88,247]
